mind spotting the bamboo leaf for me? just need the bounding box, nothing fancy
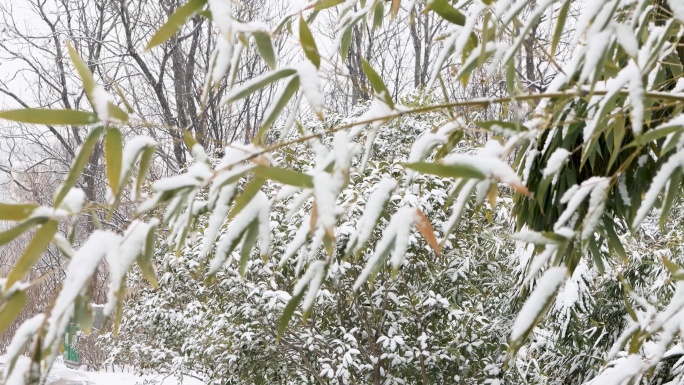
[138,221,159,289]
[5,220,58,289]
[225,68,297,102]
[0,290,27,335]
[277,289,304,339]
[405,162,486,180]
[0,109,98,126]
[314,0,344,11]
[0,203,37,221]
[255,76,300,143]
[299,16,321,68]
[425,0,465,26]
[239,220,259,277]
[229,177,265,220]
[415,208,441,254]
[146,0,207,50]
[361,58,394,108]
[552,0,571,56]
[105,128,123,195]
[0,218,47,247]
[254,31,277,70]
[54,127,104,207]
[253,166,313,188]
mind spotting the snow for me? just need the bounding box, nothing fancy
[297,61,324,117]
[91,85,114,121]
[1,356,205,385]
[345,178,397,255]
[669,0,684,24]
[59,188,86,213]
[105,219,159,316]
[119,136,157,196]
[4,314,44,373]
[510,266,567,342]
[542,148,570,178]
[586,355,647,385]
[44,231,122,353]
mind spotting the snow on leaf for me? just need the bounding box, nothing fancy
[510,266,567,348]
[353,207,417,291]
[105,219,160,316]
[542,148,571,178]
[632,149,684,229]
[297,61,324,118]
[45,231,121,352]
[586,355,647,385]
[199,186,235,260]
[345,178,397,255]
[209,191,270,275]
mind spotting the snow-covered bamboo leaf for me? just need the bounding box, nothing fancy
[0,290,27,335]
[509,266,567,354]
[361,58,393,108]
[135,146,156,200]
[254,31,277,70]
[0,203,37,221]
[54,126,104,207]
[346,178,397,256]
[238,220,259,277]
[632,150,684,230]
[253,165,313,188]
[229,177,265,220]
[278,261,326,337]
[425,0,465,26]
[4,220,58,289]
[224,68,297,103]
[146,0,207,50]
[105,128,123,195]
[299,16,320,68]
[0,108,98,125]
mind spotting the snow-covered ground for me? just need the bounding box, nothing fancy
[1,356,205,385]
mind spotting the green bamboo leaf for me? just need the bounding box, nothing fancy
[476,120,527,133]
[373,1,384,29]
[67,41,96,97]
[225,68,297,103]
[105,128,123,195]
[54,126,105,207]
[229,177,265,220]
[138,221,159,289]
[340,27,353,63]
[425,0,465,26]
[136,147,156,200]
[255,76,300,143]
[299,16,320,68]
[0,109,98,126]
[361,58,394,108]
[405,162,486,180]
[552,0,571,56]
[277,289,304,339]
[239,220,259,277]
[254,31,277,70]
[68,42,127,122]
[660,171,682,228]
[628,124,683,147]
[5,220,58,289]
[663,256,684,280]
[253,166,313,188]
[314,0,344,11]
[0,290,27,335]
[0,203,38,221]
[0,218,48,247]
[146,0,207,50]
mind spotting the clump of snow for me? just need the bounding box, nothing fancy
[58,188,86,213]
[542,148,571,178]
[510,266,567,342]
